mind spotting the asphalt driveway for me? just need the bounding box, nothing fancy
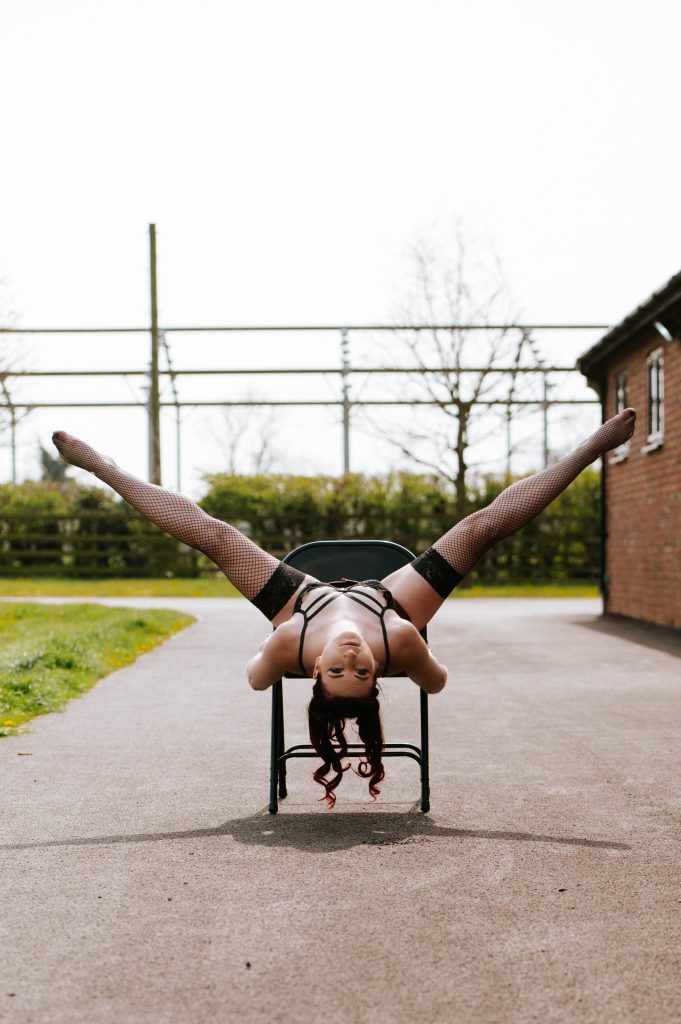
[1,596,679,1024]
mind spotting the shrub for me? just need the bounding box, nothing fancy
[200,469,600,583]
[0,470,600,583]
[0,482,195,577]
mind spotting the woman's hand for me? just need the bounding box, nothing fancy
[246,620,296,690]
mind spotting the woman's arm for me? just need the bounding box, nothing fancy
[394,624,447,694]
[246,623,296,691]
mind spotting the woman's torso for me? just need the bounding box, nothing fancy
[283,580,415,676]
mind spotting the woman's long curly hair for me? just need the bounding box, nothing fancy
[307,678,385,809]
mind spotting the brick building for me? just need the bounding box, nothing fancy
[578,270,681,629]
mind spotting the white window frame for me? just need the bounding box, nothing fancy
[609,370,630,463]
[641,347,664,453]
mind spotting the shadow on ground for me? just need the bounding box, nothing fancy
[2,809,630,854]
[576,612,681,659]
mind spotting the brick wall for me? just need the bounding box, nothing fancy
[604,327,681,628]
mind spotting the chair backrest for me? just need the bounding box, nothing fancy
[283,541,425,676]
[282,539,416,580]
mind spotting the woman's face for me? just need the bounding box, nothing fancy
[313,630,377,698]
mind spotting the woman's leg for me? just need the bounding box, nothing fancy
[52,431,313,622]
[383,408,636,629]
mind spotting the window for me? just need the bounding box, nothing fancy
[614,371,628,413]
[644,347,664,451]
[609,370,630,463]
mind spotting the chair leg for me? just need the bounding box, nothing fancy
[420,689,430,813]
[278,682,287,799]
[269,680,281,813]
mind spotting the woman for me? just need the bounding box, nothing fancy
[53,407,636,807]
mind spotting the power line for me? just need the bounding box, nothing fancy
[0,323,609,335]
[6,398,598,409]
[4,365,587,377]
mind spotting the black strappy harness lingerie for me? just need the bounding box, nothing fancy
[292,579,402,676]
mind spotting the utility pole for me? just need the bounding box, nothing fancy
[542,371,550,469]
[160,330,181,491]
[505,328,530,479]
[10,406,16,485]
[0,377,17,484]
[148,223,162,485]
[340,328,351,473]
[523,329,550,469]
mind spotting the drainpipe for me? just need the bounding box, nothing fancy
[597,378,608,614]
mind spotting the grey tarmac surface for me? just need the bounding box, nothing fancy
[1,596,680,1024]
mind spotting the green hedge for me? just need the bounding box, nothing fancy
[200,471,453,557]
[200,470,599,583]
[467,473,600,583]
[0,482,197,577]
[0,471,600,583]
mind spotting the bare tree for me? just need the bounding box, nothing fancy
[0,282,32,483]
[39,443,70,482]
[203,397,282,476]
[368,222,541,516]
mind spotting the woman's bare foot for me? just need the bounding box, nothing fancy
[52,431,117,475]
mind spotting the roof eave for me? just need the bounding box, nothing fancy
[577,270,681,378]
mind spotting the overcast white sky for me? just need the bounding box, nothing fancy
[1,0,680,492]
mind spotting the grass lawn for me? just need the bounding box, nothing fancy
[452,582,599,598]
[0,602,195,736]
[0,576,239,598]
[0,577,599,599]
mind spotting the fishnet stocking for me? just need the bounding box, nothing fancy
[52,431,280,599]
[433,408,636,576]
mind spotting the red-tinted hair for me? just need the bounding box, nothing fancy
[307,678,385,809]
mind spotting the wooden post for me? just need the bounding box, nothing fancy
[10,405,16,485]
[542,371,549,469]
[341,328,350,473]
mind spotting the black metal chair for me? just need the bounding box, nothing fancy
[269,540,430,813]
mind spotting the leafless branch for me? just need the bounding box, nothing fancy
[373,220,536,512]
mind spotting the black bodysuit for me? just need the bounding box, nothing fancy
[292,579,408,676]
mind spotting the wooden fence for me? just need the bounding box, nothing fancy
[0,510,201,577]
[0,511,599,582]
